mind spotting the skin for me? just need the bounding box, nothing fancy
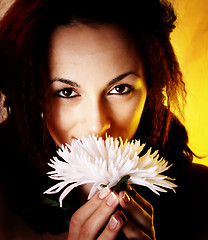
[45,24,155,239]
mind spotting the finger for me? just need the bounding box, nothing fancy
[79,191,119,239]
[127,185,153,216]
[97,213,123,240]
[119,191,155,238]
[68,187,111,239]
[122,216,152,240]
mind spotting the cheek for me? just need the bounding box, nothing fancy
[113,101,143,127]
[45,100,76,145]
[111,92,146,139]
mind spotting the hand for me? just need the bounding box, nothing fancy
[67,187,123,240]
[67,185,156,240]
[117,185,156,240]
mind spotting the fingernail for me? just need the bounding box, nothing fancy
[126,184,132,191]
[122,191,130,204]
[127,185,137,199]
[106,192,117,206]
[109,216,119,231]
[98,187,110,200]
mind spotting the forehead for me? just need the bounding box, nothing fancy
[48,23,143,81]
[50,23,136,53]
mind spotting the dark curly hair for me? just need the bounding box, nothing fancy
[0,0,191,172]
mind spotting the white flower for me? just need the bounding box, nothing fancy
[44,135,177,207]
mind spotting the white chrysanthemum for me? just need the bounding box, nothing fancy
[44,135,177,207]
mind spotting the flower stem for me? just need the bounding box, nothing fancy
[115,175,130,193]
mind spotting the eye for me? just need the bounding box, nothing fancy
[55,88,80,98]
[108,84,134,95]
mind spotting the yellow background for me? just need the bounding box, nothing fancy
[171,0,208,166]
[0,0,208,166]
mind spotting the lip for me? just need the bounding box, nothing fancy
[72,137,78,141]
[71,136,83,144]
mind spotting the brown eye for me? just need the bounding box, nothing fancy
[115,85,127,93]
[108,84,134,95]
[55,88,79,98]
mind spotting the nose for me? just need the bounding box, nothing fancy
[82,98,111,137]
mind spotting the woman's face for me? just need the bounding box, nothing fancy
[45,24,147,146]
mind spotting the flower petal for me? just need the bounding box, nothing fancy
[44,135,177,207]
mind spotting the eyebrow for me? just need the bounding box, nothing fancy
[48,78,80,87]
[49,72,140,87]
[107,72,140,86]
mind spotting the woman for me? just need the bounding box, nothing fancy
[0,0,207,239]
